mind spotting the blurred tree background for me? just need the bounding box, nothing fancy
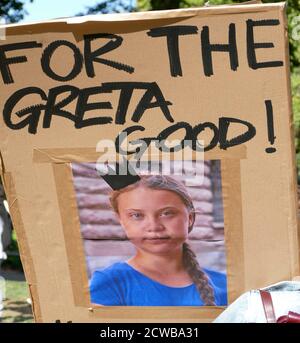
[0,0,33,22]
[77,0,136,15]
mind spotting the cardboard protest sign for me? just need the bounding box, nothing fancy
[0,2,299,322]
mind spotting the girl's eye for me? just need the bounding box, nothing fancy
[129,213,143,219]
[161,210,175,217]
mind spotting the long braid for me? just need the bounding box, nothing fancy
[182,242,216,306]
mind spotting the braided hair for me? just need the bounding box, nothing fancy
[109,174,216,306]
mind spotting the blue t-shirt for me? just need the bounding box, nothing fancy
[90,262,227,306]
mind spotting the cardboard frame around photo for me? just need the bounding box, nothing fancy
[32,147,245,322]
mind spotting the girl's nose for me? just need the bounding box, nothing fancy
[146,215,164,232]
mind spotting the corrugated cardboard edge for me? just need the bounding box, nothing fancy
[0,169,42,322]
[279,2,300,277]
[0,2,282,34]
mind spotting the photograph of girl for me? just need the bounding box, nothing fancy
[85,163,227,307]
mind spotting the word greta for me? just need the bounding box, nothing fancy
[2,80,261,152]
[0,20,283,85]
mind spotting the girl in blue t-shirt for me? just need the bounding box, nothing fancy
[90,174,227,306]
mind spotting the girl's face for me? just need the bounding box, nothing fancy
[116,187,194,255]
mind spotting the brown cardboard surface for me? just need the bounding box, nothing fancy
[0,2,299,322]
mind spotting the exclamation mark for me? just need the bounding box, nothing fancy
[265,100,276,153]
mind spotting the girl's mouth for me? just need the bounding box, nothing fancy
[144,237,171,243]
